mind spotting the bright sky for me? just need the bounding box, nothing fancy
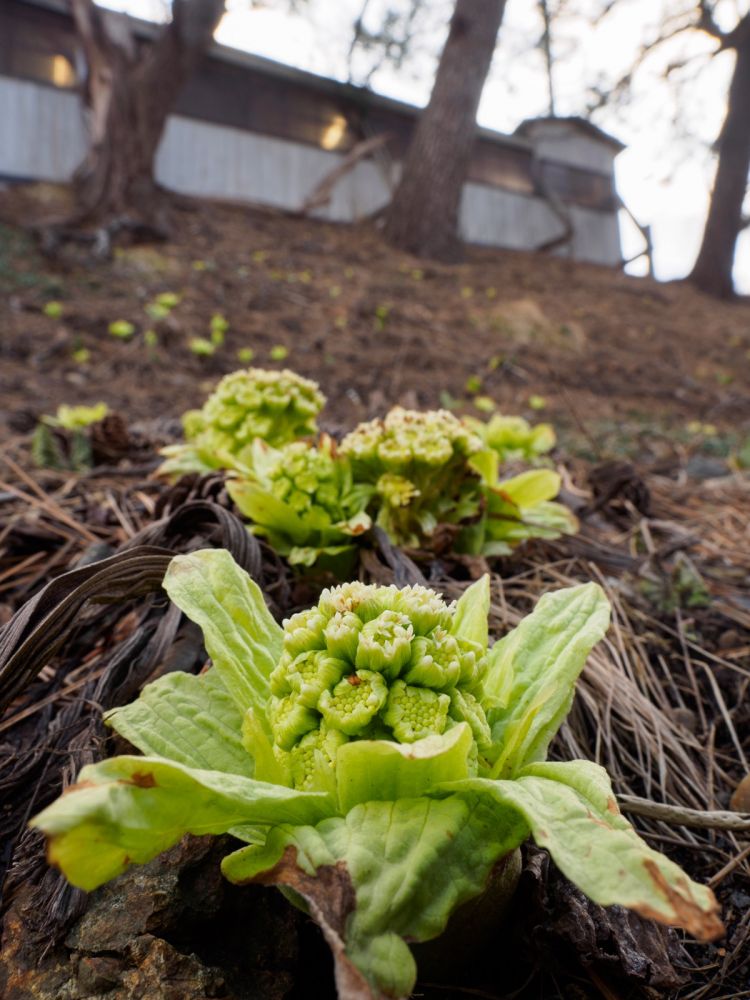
[101,0,750,291]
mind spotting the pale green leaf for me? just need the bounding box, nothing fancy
[450,575,490,649]
[444,762,723,941]
[30,755,332,892]
[105,668,252,776]
[496,469,560,507]
[484,582,610,776]
[222,794,527,998]
[227,480,309,545]
[335,723,473,813]
[162,550,283,724]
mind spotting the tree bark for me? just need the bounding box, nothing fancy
[70,0,225,228]
[383,0,507,261]
[689,33,750,298]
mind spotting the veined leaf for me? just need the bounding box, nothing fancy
[495,469,561,507]
[484,582,610,776]
[450,575,490,649]
[106,668,252,776]
[443,761,723,942]
[335,723,473,813]
[222,794,527,999]
[30,755,333,892]
[163,549,282,725]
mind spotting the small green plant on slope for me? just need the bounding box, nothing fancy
[465,413,556,463]
[340,407,485,549]
[227,436,373,569]
[157,368,326,478]
[339,407,575,554]
[31,552,722,1000]
[31,403,110,471]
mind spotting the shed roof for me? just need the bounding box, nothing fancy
[515,116,626,154]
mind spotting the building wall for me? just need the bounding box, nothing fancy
[0,74,622,266]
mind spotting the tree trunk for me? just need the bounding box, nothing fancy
[688,37,750,298]
[383,0,507,261]
[70,0,225,228]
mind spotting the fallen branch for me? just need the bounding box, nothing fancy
[619,794,750,831]
[299,132,391,216]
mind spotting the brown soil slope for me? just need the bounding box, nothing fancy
[2,188,749,455]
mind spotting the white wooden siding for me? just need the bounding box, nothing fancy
[0,75,622,266]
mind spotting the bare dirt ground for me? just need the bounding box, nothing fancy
[2,186,750,465]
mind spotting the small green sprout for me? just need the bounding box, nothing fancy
[465,375,482,394]
[156,292,180,309]
[460,286,474,299]
[466,413,556,463]
[108,320,135,339]
[210,314,229,346]
[528,395,547,411]
[192,260,208,271]
[474,396,496,413]
[252,250,269,263]
[145,302,171,321]
[329,285,342,298]
[237,347,255,363]
[143,329,158,349]
[374,304,390,331]
[188,337,216,357]
[47,402,109,430]
[31,554,723,1000]
[43,300,63,318]
[71,348,91,364]
[270,345,289,361]
[486,287,497,300]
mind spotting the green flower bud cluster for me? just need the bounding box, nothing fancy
[259,440,358,522]
[468,414,556,463]
[182,368,326,471]
[268,581,491,790]
[341,407,482,469]
[339,408,485,547]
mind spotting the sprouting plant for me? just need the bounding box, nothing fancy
[143,329,158,349]
[466,413,556,463]
[46,402,109,430]
[157,368,326,478]
[228,436,373,569]
[465,375,482,395]
[156,291,181,309]
[31,553,723,1000]
[270,345,289,361]
[528,394,547,411]
[373,304,390,331]
[458,462,577,557]
[43,300,63,318]
[210,313,229,346]
[473,396,495,413]
[108,320,135,339]
[31,403,108,471]
[188,336,216,357]
[237,347,255,363]
[340,407,485,549]
[71,347,91,364]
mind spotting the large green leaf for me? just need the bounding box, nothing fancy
[495,469,561,506]
[105,668,252,776]
[222,794,527,999]
[227,480,309,545]
[162,549,283,724]
[335,724,473,813]
[30,755,332,892]
[483,582,610,777]
[443,761,723,941]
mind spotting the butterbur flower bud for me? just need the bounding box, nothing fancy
[324,612,362,662]
[287,651,349,708]
[268,694,319,751]
[383,680,451,743]
[355,612,414,679]
[283,609,327,658]
[318,671,389,735]
[266,579,491,787]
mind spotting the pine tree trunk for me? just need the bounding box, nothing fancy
[70,0,224,228]
[383,0,507,261]
[689,38,750,298]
